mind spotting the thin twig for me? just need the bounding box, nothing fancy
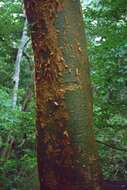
[96,139,127,152]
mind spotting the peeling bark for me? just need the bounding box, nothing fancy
[24,0,104,190]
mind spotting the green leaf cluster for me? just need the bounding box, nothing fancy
[83,0,127,179]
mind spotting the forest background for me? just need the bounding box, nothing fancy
[0,0,127,189]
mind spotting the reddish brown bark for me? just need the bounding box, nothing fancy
[24,1,103,190]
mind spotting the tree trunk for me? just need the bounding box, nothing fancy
[12,19,28,108]
[24,0,103,190]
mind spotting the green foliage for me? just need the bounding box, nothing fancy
[0,0,23,88]
[0,1,36,189]
[83,0,127,179]
[0,88,36,190]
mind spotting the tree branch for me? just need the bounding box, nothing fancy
[96,139,127,152]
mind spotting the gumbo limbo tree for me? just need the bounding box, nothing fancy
[24,0,103,190]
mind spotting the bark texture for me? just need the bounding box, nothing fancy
[24,0,104,190]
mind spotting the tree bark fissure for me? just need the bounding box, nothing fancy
[24,0,103,190]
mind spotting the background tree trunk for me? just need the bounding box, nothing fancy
[12,19,28,108]
[24,0,104,190]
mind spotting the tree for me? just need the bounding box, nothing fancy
[24,0,103,190]
[12,19,28,108]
